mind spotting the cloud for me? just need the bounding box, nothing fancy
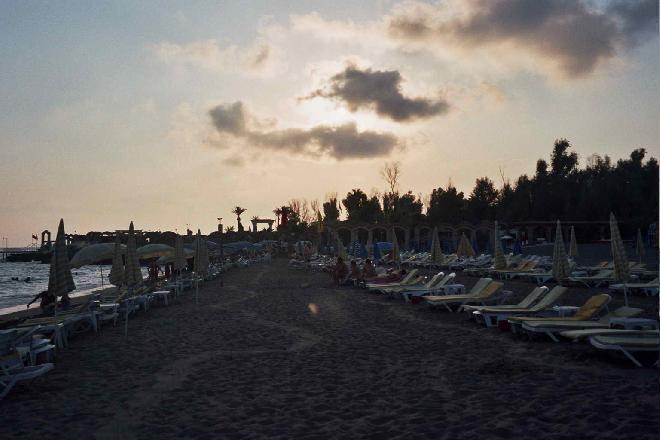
[607,0,659,47]
[153,38,272,73]
[302,65,449,122]
[223,155,245,167]
[385,0,657,78]
[208,102,400,160]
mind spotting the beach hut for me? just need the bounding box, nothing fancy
[610,213,631,306]
[492,221,507,270]
[569,226,578,258]
[48,219,76,316]
[635,228,645,263]
[108,235,124,288]
[123,221,143,336]
[551,221,571,285]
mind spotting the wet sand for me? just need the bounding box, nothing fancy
[1,259,658,439]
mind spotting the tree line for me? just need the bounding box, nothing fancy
[233,139,658,238]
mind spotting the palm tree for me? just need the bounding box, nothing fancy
[232,206,247,232]
[273,208,282,226]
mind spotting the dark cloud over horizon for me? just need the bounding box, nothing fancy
[387,0,658,78]
[304,65,449,122]
[208,101,400,160]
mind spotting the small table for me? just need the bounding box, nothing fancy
[148,290,170,306]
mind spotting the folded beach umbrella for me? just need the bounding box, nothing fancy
[366,235,373,258]
[121,222,143,336]
[569,226,578,258]
[635,228,645,263]
[108,235,124,287]
[124,222,143,288]
[456,233,475,258]
[336,236,348,260]
[70,242,125,268]
[391,228,401,266]
[431,227,445,265]
[610,213,631,306]
[48,219,76,310]
[193,230,210,304]
[174,234,186,272]
[137,243,174,260]
[551,221,571,284]
[492,221,507,270]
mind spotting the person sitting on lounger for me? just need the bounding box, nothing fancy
[27,290,56,315]
[332,257,349,285]
[362,259,377,280]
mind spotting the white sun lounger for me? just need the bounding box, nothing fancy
[0,353,54,400]
[589,333,660,367]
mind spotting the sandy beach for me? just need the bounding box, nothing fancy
[1,259,658,439]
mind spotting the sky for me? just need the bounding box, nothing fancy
[0,0,658,245]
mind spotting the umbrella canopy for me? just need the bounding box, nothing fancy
[157,247,194,264]
[610,213,630,283]
[635,228,645,263]
[123,221,143,287]
[430,227,445,265]
[391,229,401,265]
[108,235,124,287]
[137,243,174,260]
[456,233,475,258]
[569,226,578,258]
[194,230,209,276]
[551,221,571,283]
[492,221,507,270]
[70,242,126,268]
[48,219,76,298]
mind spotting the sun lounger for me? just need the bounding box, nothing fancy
[475,286,569,327]
[609,278,659,296]
[464,286,549,325]
[0,353,54,400]
[379,272,445,295]
[520,305,643,342]
[563,270,614,288]
[423,281,504,312]
[0,326,56,366]
[365,269,420,290]
[400,273,457,302]
[589,333,660,367]
[560,328,659,342]
[509,293,611,324]
[423,277,492,302]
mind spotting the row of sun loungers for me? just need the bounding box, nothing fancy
[352,266,659,367]
[0,257,267,400]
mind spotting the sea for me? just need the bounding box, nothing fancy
[0,261,148,310]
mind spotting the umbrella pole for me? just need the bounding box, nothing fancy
[195,275,199,305]
[100,265,104,288]
[623,284,629,307]
[124,287,131,337]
